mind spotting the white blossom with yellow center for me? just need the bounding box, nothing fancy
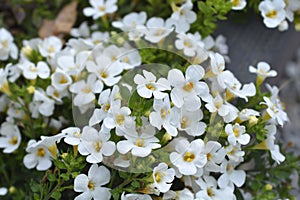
[74,164,111,200]
[259,0,286,28]
[170,139,207,175]
[152,163,175,193]
[78,126,116,164]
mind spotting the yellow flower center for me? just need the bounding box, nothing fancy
[183,40,192,48]
[59,76,69,84]
[207,153,212,161]
[136,138,145,147]
[266,10,277,18]
[9,136,18,145]
[1,40,9,48]
[93,141,102,152]
[30,65,37,72]
[233,128,240,137]
[116,114,125,125]
[183,82,194,92]
[146,83,155,91]
[207,188,214,197]
[103,103,111,112]
[180,116,189,129]
[36,148,45,157]
[183,151,195,162]
[154,172,164,183]
[232,0,240,7]
[99,70,108,78]
[98,6,105,12]
[48,46,55,53]
[160,108,170,119]
[88,181,95,190]
[81,86,91,94]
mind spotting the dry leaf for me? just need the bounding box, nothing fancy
[39,1,78,38]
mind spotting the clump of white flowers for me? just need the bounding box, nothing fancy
[0,0,295,199]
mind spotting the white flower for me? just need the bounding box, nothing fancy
[270,144,285,164]
[203,141,226,172]
[86,55,123,86]
[0,122,21,153]
[90,31,110,45]
[152,163,175,193]
[175,32,204,57]
[117,121,161,157]
[249,61,277,82]
[69,74,103,107]
[103,103,134,135]
[144,17,173,43]
[74,164,111,200]
[168,65,209,109]
[51,69,72,91]
[89,86,121,126]
[83,0,118,19]
[57,51,89,76]
[259,0,286,28]
[121,193,152,200]
[223,71,256,101]
[196,176,235,200]
[18,61,50,80]
[71,21,90,38]
[149,96,178,136]
[225,144,245,162]
[62,127,82,146]
[285,0,300,22]
[163,188,195,200]
[134,70,170,99]
[261,96,288,126]
[46,86,68,103]
[112,12,147,40]
[38,36,62,58]
[0,28,18,60]
[208,52,227,89]
[218,160,246,188]
[23,139,52,171]
[5,63,22,82]
[170,106,206,136]
[170,139,207,175]
[169,0,197,33]
[78,126,116,163]
[0,187,7,196]
[225,123,250,145]
[231,0,247,10]
[237,108,260,123]
[30,89,55,118]
[205,94,239,123]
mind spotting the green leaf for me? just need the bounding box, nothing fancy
[60,173,70,181]
[47,173,57,182]
[131,180,140,188]
[51,191,61,200]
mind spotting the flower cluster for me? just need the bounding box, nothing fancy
[0,0,296,199]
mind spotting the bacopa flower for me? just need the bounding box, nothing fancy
[74,164,111,200]
[78,126,116,163]
[168,64,209,109]
[175,32,204,57]
[170,139,207,175]
[121,193,152,200]
[134,70,170,99]
[18,61,50,80]
[225,123,250,145]
[23,140,52,171]
[231,0,247,10]
[84,0,118,20]
[259,0,286,28]
[218,160,246,188]
[144,17,173,43]
[152,163,175,193]
[117,121,161,157]
[0,122,21,153]
[0,28,18,60]
[195,176,235,200]
[69,74,103,107]
[249,61,277,85]
[38,36,62,58]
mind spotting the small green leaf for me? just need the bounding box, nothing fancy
[51,191,61,200]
